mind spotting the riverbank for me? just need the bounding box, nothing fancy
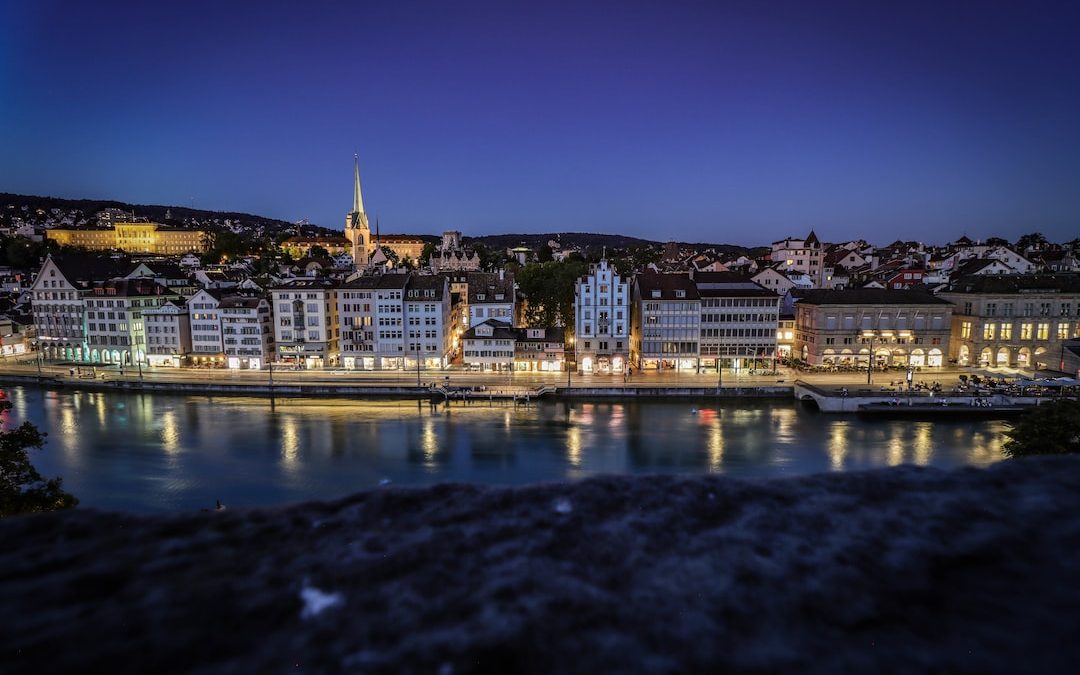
[3,457,1078,673]
[0,371,794,400]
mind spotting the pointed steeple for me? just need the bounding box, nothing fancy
[352,154,364,215]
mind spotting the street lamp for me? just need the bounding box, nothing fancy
[863,330,876,385]
[566,337,574,388]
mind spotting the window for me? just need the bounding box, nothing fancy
[1036,323,1049,340]
[982,324,995,340]
[1058,323,1069,340]
[960,322,972,339]
[999,323,1012,340]
[1020,323,1033,340]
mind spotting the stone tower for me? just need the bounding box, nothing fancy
[344,155,371,267]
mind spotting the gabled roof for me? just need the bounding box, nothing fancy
[462,318,517,341]
[47,254,128,289]
[953,258,1009,277]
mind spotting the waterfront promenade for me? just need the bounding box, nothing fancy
[0,354,1013,398]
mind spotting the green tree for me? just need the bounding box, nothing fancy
[516,259,587,330]
[0,399,78,516]
[420,241,437,265]
[1015,232,1048,251]
[381,246,400,266]
[1003,398,1080,458]
[4,236,47,269]
[538,243,554,262]
[308,245,330,259]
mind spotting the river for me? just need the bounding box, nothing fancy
[2,385,1008,513]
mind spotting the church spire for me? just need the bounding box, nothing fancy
[352,154,364,215]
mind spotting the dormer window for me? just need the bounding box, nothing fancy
[651,290,660,298]
[477,293,486,301]
[675,290,685,298]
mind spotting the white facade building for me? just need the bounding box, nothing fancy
[144,299,191,367]
[221,296,274,369]
[462,319,516,371]
[465,271,515,328]
[83,279,179,366]
[771,230,823,286]
[30,255,125,361]
[574,257,629,374]
[404,275,452,369]
[188,289,225,365]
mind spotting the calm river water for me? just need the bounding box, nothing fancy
[3,385,1007,513]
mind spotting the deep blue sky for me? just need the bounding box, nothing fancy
[2,0,1079,245]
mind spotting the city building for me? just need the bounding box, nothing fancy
[429,230,481,271]
[466,271,515,329]
[462,319,517,371]
[770,230,823,286]
[30,254,126,361]
[84,278,181,366]
[144,299,192,367]
[574,257,630,374]
[221,296,274,370]
[188,289,225,366]
[792,289,952,368]
[271,278,340,368]
[514,326,566,372]
[630,272,701,371]
[371,273,409,369]
[694,272,779,372]
[281,236,352,259]
[46,222,208,254]
[938,275,1080,369]
[752,267,797,295]
[403,274,452,369]
[337,275,378,370]
[378,235,427,265]
[776,311,796,358]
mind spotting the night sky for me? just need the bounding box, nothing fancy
[2,0,1079,245]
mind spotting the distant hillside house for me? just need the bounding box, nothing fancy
[46,222,208,255]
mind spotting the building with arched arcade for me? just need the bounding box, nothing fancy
[792,289,953,369]
[30,254,127,362]
[939,275,1080,370]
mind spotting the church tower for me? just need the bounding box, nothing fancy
[344,155,371,267]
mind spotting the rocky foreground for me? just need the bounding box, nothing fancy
[3,458,1080,674]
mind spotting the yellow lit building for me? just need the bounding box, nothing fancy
[281,236,351,259]
[47,222,208,254]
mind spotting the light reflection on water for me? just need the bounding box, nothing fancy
[3,386,1009,513]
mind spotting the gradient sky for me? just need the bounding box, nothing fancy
[2,0,1079,245]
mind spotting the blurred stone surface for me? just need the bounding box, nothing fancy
[2,457,1080,674]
